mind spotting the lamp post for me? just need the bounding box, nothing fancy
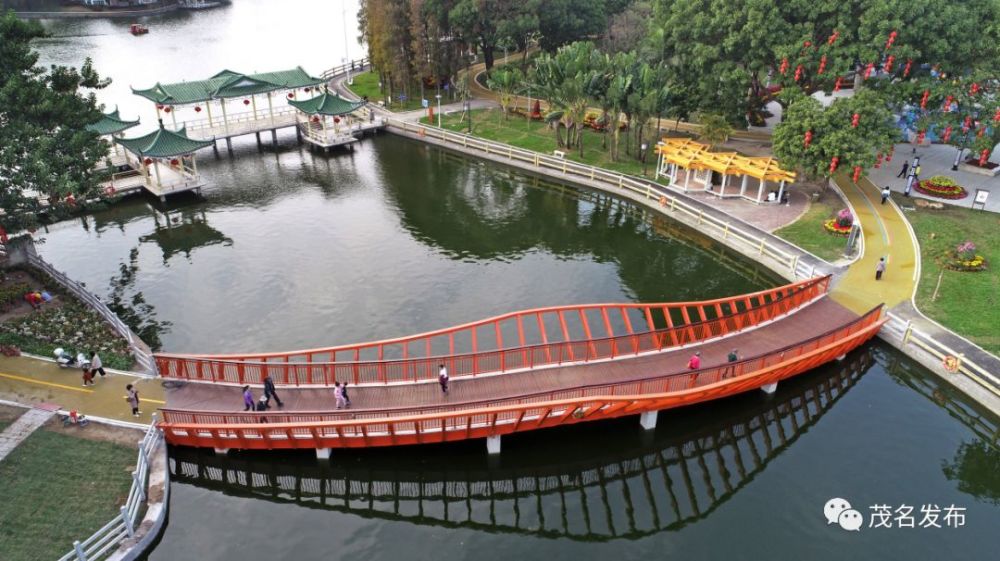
[342,4,352,85]
[436,94,442,128]
[953,132,969,171]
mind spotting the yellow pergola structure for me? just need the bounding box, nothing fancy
[655,138,797,203]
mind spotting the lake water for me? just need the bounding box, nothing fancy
[26,4,1000,559]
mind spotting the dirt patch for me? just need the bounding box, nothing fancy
[0,402,28,423]
[0,268,66,324]
[43,416,145,447]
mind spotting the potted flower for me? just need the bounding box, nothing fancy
[823,208,853,235]
[947,241,987,272]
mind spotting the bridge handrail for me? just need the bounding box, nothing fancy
[159,305,884,427]
[386,118,809,274]
[157,276,829,365]
[58,418,161,561]
[155,277,831,385]
[159,308,884,448]
[321,58,370,81]
[182,106,298,133]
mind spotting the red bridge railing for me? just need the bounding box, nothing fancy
[159,306,884,449]
[155,276,832,386]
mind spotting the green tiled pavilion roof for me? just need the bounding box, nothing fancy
[288,91,365,116]
[86,109,140,135]
[115,125,213,158]
[132,66,325,105]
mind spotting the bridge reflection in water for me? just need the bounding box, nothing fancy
[169,348,874,541]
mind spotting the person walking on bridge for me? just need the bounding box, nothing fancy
[263,374,283,408]
[242,385,255,411]
[438,364,449,394]
[687,352,701,370]
[875,257,887,281]
[334,382,347,409]
[881,185,892,204]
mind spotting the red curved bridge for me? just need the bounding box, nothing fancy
[156,276,884,453]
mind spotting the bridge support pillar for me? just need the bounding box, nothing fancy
[212,141,219,157]
[836,354,847,361]
[255,132,262,146]
[213,447,229,455]
[639,411,658,430]
[760,382,778,394]
[316,448,331,460]
[271,129,278,144]
[486,435,501,455]
[225,138,233,156]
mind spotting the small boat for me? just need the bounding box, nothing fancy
[179,0,224,9]
[130,24,149,36]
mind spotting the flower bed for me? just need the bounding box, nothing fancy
[0,281,32,311]
[0,302,133,369]
[914,175,968,200]
[946,241,988,272]
[823,208,853,236]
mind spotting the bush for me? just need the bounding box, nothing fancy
[0,282,31,309]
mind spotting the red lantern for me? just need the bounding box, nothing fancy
[311,116,319,123]
[875,153,883,168]
[804,130,813,148]
[963,116,972,133]
[333,116,341,124]
[920,90,930,109]
[170,158,179,166]
[164,106,172,113]
[884,55,895,72]
[886,146,894,162]
[903,59,913,77]
[851,113,860,128]
[979,149,989,166]
[993,108,1000,122]
[803,40,812,48]
[970,83,980,95]
[852,166,862,183]
[779,58,789,75]
[943,95,953,112]
[287,92,295,99]
[829,156,840,174]
[194,106,202,113]
[834,77,842,92]
[65,194,76,206]
[941,126,952,143]
[885,30,897,50]
[156,104,164,110]
[916,129,926,145]
[794,65,803,82]
[864,62,874,79]
[143,158,152,165]
[243,99,251,106]
[818,55,827,75]
[304,87,311,92]
[827,30,839,46]
[977,127,985,138]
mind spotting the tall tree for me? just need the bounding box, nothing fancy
[486,67,524,121]
[0,11,110,232]
[449,0,519,72]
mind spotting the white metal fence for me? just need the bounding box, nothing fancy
[321,57,370,81]
[24,246,156,374]
[59,418,162,561]
[882,312,1000,397]
[387,118,816,280]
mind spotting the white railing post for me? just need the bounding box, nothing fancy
[74,540,87,561]
[121,505,134,538]
[132,470,145,503]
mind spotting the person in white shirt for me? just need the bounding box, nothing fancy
[90,351,106,378]
[438,364,449,394]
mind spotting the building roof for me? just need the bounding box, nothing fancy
[132,67,325,105]
[288,90,365,116]
[86,108,140,136]
[656,138,796,183]
[115,125,214,158]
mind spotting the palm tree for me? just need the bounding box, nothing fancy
[486,67,524,122]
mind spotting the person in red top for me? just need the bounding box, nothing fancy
[687,351,702,370]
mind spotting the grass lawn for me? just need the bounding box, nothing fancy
[0,427,135,561]
[420,108,667,182]
[346,71,426,112]
[895,195,1000,354]
[773,191,851,262]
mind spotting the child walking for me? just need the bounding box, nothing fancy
[125,384,140,417]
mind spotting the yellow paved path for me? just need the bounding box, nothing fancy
[830,174,918,314]
[0,355,163,423]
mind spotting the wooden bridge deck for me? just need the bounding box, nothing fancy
[165,297,857,415]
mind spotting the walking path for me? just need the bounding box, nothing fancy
[0,406,54,462]
[0,355,164,423]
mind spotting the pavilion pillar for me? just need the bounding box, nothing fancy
[777,181,786,203]
[153,160,162,190]
[170,108,178,130]
[740,175,749,196]
[683,167,691,190]
[220,99,230,136]
[757,179,767,203]
[206,101,215,127]
[719,174,729,197]
[266,91,275,126]
[191,154,198,176]
[251,94,259,121]
[141,160,151,186]
[322,115,329,143]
